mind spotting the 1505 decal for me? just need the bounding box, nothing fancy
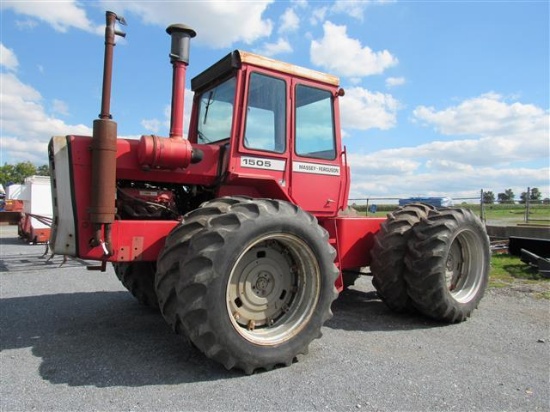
[240,156,286,171]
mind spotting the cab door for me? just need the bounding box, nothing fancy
[289,82,343,216]
[225,70,291,200]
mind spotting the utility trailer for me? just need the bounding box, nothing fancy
[48,12,490,374]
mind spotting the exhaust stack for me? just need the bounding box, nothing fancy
[90,11,126,255]
[138,23,202,170]
[167,24,196,138]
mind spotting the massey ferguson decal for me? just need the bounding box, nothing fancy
[292,161,340,176]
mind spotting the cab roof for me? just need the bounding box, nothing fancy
[191,50,340,92]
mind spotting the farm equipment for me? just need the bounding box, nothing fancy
[4,176,53,243]
[509,236,550,278]
[48,12,490,374]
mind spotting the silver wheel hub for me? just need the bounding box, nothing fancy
[226,234,320,345]
[446,229,485,303]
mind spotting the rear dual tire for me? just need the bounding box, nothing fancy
[370,203,435,312]
[371,205,489,323]
[404,208,490,322]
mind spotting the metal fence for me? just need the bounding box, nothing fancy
[350,188,550,225]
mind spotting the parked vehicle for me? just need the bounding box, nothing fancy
[48,12,490,373]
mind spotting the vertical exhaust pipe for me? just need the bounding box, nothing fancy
[90,11,126,255]
[138,24,202,170]
[166,24,196,138]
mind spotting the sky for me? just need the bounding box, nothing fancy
[1,0,549,202]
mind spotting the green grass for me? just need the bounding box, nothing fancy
[490,254,550,299]
[475,204,550,224]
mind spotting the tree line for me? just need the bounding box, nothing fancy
[0,161,50,188]
[482,188,547,204]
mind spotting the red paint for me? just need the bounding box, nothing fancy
[138,134,194,170]
[79,220,178,262]
[169,61,187,138]
[55,49,389,286]
[323,217,385,269]
[68,136,220,185]
[18,214,51,244]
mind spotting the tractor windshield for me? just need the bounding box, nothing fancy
[197,77,236,144]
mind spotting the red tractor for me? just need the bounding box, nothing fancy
[48,12,490,374]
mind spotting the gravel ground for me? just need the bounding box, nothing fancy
[1,225,549,411]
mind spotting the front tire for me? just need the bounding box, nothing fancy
[155,197,338,374]
[404,208,490,323]
[113,262,159,309]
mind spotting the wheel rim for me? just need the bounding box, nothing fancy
[226,233,320,345]
[445,229,486,303]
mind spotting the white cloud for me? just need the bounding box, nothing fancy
[340,87,400,130]
[140,89,193,138]
[311,0,394,25]
[255,38,293,57]
[386,76,405,88]
[141,118,161,134]
[310,21,398,77]
[0,43,19,71]
[410,93,549,166]
[0,137,49,164]
[1,0,101,33]
[309,6,329,25]
[279,8,299,33]
[4,1,274,45]
[51,99,69,116]
[348,153,420,175]
[1,72,41,101]
[15,19,38,30]
[346,94,549,199]
[362,133,547,169]
[331,0,367,21]
[425,159,474,173]
[292,0,308,8]
[100,1,273,48]
[413,92,548,137]
[0,72,92,163]
[347,159,548,201]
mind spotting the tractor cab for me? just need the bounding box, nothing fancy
[188,51,349,216]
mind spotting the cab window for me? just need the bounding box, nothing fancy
[295,85,336,160]
[197,77,236,144]
[243,73,286,153]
